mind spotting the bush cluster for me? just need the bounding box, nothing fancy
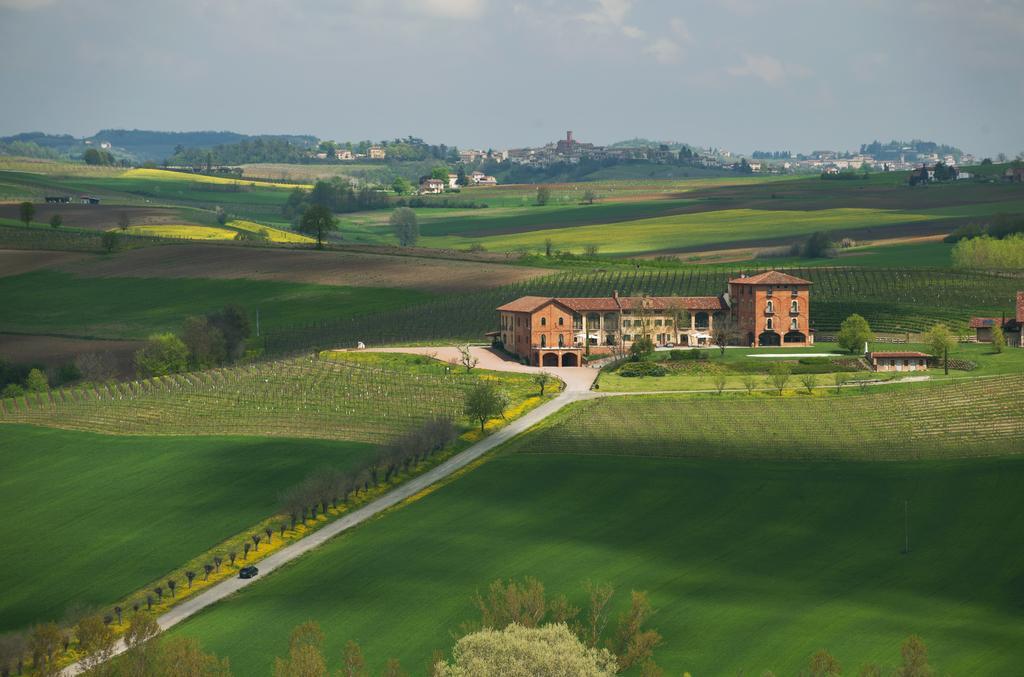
[668,349,710,361]
[617,361,668,378]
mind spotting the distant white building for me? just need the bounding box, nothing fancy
[420,178,445,194]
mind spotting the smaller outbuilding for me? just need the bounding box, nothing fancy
[45,196,71,204]
[869,351,930,372]
[969,291,1024,347]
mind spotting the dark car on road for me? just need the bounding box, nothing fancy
[239,566,259,579]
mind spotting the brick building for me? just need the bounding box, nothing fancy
[495,291,731,366]
[969,291,1024,347]
[869,351,930,372]
[727,270,813,347]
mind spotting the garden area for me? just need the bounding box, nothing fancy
[597,339,1024,393]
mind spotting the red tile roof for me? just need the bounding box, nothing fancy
[969,317,1002,329]
[728,270,813,286]
[615,296,725,311]
[498,295,726,314]
[556,297,621,312]
[870,351,931,359]
[495,296,555,313]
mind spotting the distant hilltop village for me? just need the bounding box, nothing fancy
[411,131,983,177]
[3,129,996,181]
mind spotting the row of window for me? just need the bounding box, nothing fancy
[539,334,568,347]
[764,318,800,331]
[764,300,799,314]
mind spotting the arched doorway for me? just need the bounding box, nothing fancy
[542,352,560,367]
[783,331,807,344]
[758,331,781,347]
[561,352,579,367]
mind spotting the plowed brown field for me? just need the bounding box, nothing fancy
[56,244,547,293]
[0,249,91,276]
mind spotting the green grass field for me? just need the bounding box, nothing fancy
[419,207,934,255]
[0,271,430,339]
[0,425,381,632]
[519,375,1024,460]
[171,447,1024,674]
[596,342,1024,392]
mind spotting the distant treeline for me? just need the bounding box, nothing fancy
[860,139,963,160]
[167,137,318,167]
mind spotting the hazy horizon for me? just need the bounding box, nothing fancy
[1,0,1022,157]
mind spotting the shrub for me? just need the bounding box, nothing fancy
[2,383,25,398]
[617,362,668,378]
[668,349,709,362]
[629,336,655,361]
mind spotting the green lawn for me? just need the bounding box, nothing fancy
[171,448,1024,675]
[0,426,381,632]
[597,342,1024,392]
[0,271,431,339]
[520,375,1023,460]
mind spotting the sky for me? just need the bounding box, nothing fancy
[1,0,1022,157]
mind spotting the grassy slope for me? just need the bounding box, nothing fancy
[419,207,934,255]
[597,342,1024,392]
[0,426,380,632]
[516,375,1024,460]
[0,271,431,338]
[173,450,1024,675]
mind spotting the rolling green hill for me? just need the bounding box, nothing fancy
[0,426,381,632]
[170,430,1024,674]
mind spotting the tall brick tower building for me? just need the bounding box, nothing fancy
[728,271,813,347]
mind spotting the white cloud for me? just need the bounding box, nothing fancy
[621,24,645,39]
[645,37,681,64]
[669,17,692,43]
[405,0,485,20]
[726,53,809,85]
[579,0,633,27]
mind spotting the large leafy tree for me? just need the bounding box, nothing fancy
[836,313,873,354]
[298,204,338,249]
[18,201,34,227]
[924,323,957,372]
[435,623,618,677]
[389,207,419,247]
[134,333,189,378]
[464,381,508,433]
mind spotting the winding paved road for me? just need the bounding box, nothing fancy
[61,358,597,676]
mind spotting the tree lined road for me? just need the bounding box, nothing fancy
[61,362,598,675]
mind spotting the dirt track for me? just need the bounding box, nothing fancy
[56,244,548,293]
